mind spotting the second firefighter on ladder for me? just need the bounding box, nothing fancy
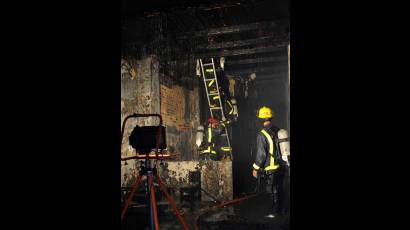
[196,57,238,161]
[198,116,233,161]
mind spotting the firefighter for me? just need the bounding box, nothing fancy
[199,117,223,161]
[252,106,290,217]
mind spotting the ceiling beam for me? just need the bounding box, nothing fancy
[196,45,287,58]
[123,0,253,19]
[226,56,287,65]
[224,65,288,76]
[224,61,287,72]
[122,41,288,61]
[178,20,289,39]
[196,34,288,49]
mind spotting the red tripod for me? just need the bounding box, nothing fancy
[121,114,189,230]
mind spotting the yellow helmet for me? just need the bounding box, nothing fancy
[257,106,273,119]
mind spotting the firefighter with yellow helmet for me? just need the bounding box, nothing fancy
[252,106,290,217]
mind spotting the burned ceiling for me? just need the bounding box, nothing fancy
[121,0,290,81]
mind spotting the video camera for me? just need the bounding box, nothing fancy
[129,125,166,154]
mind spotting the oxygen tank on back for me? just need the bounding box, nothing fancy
[278,129,290,163]
[196,125,205,147]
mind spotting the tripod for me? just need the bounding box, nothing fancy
[121,113,189,230]
[121,157,189,230]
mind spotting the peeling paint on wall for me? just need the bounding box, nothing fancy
[121,55,160,158]
[159,74,200,161]
[121,55,160,186]
[199,161,233,201]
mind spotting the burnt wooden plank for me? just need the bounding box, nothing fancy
[225,65,288,76]
[178,20,289,39]
[196,35,279,49]
[226,56,287,65]
[196,45,287,58]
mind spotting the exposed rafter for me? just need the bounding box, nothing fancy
[196,34,289,49]
[225,65,288,76]
[177,20,289,39]
[226,56,287,65]
[196,45,287,58]
[125,0,254,19]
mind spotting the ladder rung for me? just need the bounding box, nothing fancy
[205,79,216,81]
[203,63,213,66]
[210,107,222,110]
[208,93,219,96]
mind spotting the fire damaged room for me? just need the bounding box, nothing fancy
[121,0,290,229]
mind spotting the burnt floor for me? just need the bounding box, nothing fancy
[198,193,289,230]
[122,192,289,230]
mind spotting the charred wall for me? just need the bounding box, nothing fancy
[121,55,233,200]
[121,55,160,185]
[159,72,200,161]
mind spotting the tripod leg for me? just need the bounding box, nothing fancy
[121,175,143,222]
[155,172,190,230]
[148,175,160,230]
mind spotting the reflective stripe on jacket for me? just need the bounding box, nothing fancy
[252,125,280,171]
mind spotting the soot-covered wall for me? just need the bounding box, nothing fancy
[159,73,200,161]
[121,55,202,186]
[121,55,160,186]
[121,55,233,199]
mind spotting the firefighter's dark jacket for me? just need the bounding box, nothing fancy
[204,126,223,146]
[200,121,231,148]
[253,123,283,171]
[200,123,225,154]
